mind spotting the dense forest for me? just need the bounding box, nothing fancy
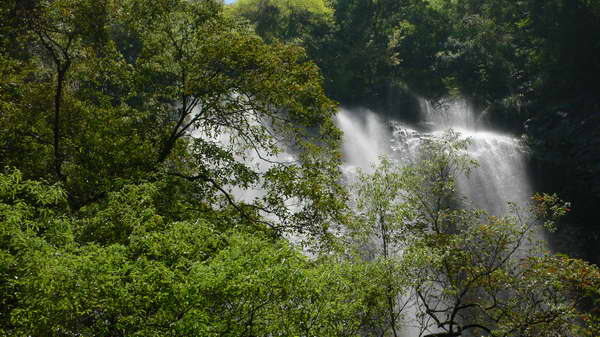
[1,0,599,336]
[229,0,600,262]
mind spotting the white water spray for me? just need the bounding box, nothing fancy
[337,98,535,217]
[419,99,534,216]
[337,108,393,172]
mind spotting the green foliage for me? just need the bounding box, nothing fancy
[350,157,413,254]
[0,168,72,333]
[1,0,600,335]
[0,0,344,236]
[0,168,69,245]
[0,1,359,334]
[345,132,600,337]
[404,214,600,336]
[0,171,374,336]
[347,158,415,337]
[227,0,334,45]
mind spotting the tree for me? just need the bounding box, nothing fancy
[226,0,334,45]
[405,197,599,337]
[0,1,375,335]
[2,1,600,336]
[340,131,475,336]
[0,168,420,336]
[0,0,345,237]
[347,158,413,337]
[349,131,600,337]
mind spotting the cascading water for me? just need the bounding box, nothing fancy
[338,98,536,217]
[336,98,542,337]
[336,108,393,172]
[418,99,535,217]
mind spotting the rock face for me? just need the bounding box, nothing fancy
[526,93,600,264]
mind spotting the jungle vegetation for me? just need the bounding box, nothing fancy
[229,0,600,262]
[1,0,599,336]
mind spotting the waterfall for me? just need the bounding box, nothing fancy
[337,98,535,217]
[337,107,393,172]
[418,99,534,216]
[336,98,540,337]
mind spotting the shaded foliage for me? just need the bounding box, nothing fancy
[229,0,600,255]
[2,0,600,336]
